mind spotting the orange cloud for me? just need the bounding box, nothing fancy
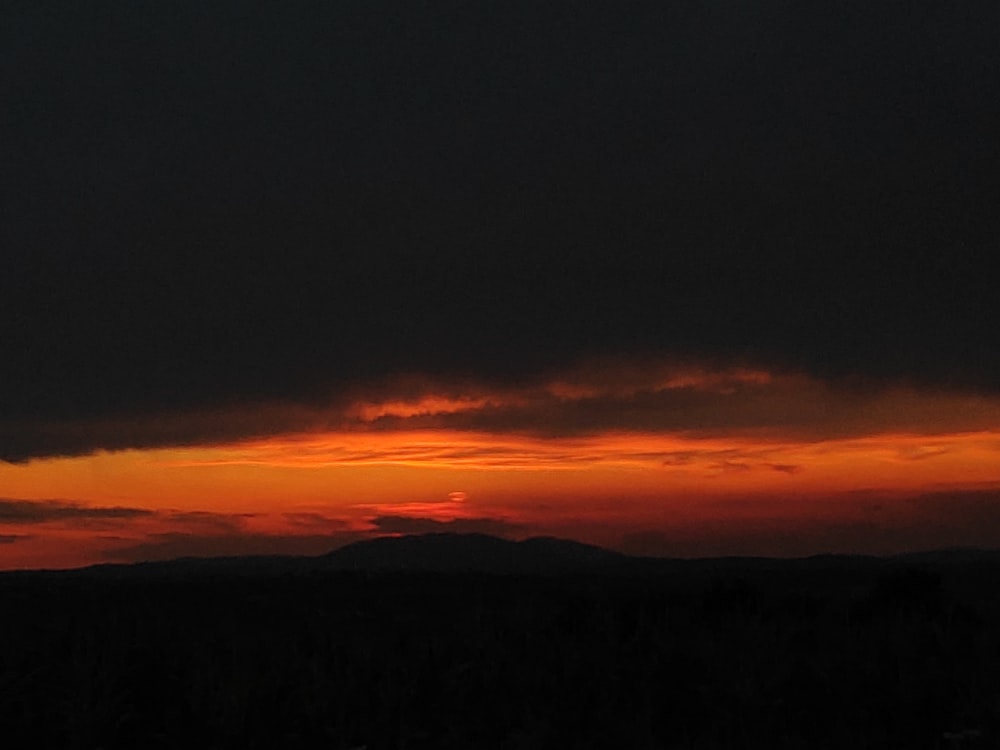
[5,360,1000,463]
[2,361,1000,568]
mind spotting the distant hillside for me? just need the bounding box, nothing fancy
[10,536,1000,580]
[320,533,626,574]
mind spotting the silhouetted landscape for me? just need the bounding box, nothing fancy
[5,1,1000,747]
[3,534,1000,748]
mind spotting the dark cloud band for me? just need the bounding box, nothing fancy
[3,2,999,455]
[0,499,153,524]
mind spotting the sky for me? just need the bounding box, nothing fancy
[3,2,1000,569]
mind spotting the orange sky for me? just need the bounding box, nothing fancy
[3,364,1000,569]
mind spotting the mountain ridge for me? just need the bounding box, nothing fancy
[6,533,1000,578]
[321,532,627,573]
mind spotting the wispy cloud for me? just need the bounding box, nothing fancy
[370,515,523,537]
[281,512,351,530]
[161,510,255,533]
[0,498,153,525]
[769,463,802,474]
[159,431,997,488]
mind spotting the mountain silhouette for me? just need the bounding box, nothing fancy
[29,536,1000,580]
[320,533,626,574]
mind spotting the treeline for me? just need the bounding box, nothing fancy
[0,564,998,749]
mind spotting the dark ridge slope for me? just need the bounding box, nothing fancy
[321,532,625,573]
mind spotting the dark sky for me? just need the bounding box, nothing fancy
[4,1,1000,457]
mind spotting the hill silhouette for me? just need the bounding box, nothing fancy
[5,538,1000,749]
[51,533,627,579]
[321,532,626,574]
[18,535,1000,581]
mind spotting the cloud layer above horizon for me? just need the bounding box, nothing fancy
[4,363,1000,463]
[4,2,999,439]
[3,2,999,566]
[2,360,999,568]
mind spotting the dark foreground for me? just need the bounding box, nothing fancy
[2,555,1000,749]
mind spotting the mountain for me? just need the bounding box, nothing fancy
[36,533,627,579]
[17,535,1000,580]
[320,533,626,574]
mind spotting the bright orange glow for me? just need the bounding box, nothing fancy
[347,395,505,421]
[3,364,1000,568]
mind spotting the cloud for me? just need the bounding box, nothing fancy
[0,403,332,464]
[4,362,1000,463]
[427,375,1000,440]
[710,461,753,474]
[161,510,255,533]
[370,515,524,537]
[282,513,351,530]
[896,446,951,461]
[0,501,279,550]
[4,7,1000,466]
[0,498,153,525]
[770,464,802,475]
[3,2,1000,474]
[0,534,25,544]
[166,423,998,485]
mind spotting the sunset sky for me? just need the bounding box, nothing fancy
[3,2,1000,569]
